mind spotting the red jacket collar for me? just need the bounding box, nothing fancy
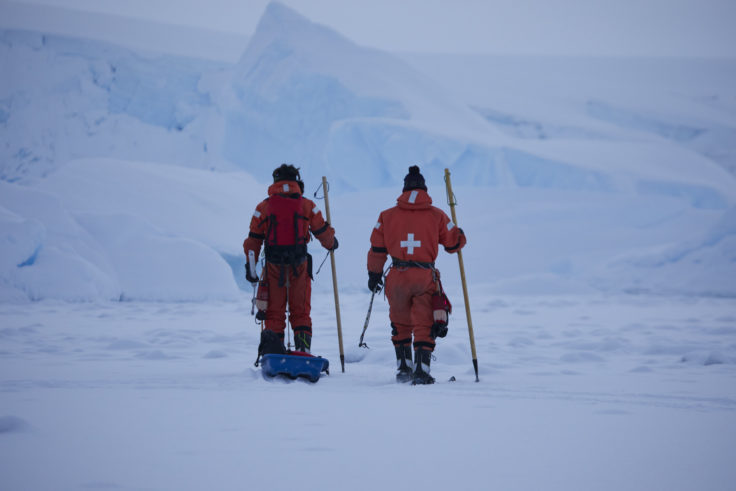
[268,180,302,197]
[397,189,432,210]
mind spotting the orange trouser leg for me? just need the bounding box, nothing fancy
[263,262,312,334]
[287,262,311,330]
[385,268,436,351]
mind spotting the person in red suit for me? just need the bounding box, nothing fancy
[367,166,466,384]
[244,164,337,356]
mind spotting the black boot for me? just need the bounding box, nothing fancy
[412,348,435,385]
[395,344,413,383]
[293,327,312,353]
[258,329,286,356]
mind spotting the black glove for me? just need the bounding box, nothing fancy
[245,263,258,284]
[330,237,339,251]
[431,322,448,339]
[368,271,383,293]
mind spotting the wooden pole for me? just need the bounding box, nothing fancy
[321,176,345,372]
[444,168,479,382]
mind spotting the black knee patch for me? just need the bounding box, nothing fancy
[392,337,411,347]
[293,325,312,335]
[413,340,435,351]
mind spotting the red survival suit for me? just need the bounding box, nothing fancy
[243,180,336,350]
[367,188,466,352]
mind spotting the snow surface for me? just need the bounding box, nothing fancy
[1,296,735,490]
[1,2,736,490]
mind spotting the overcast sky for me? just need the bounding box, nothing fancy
[7,0,736,57]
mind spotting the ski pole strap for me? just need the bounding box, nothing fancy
[313,180,328,200]
[314,250,330,276]
[391,257,435,269]
[358,289,377,348]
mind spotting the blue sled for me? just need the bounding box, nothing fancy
[261,352,330,383]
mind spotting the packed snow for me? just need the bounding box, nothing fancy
[1,1,735,490]
[1,295,735,490]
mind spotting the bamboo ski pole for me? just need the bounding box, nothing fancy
[444,168,479,382]
[321,176,345,372]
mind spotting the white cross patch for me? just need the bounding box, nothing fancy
[400,233,421,255]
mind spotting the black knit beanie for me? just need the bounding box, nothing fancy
[402,165,427,192]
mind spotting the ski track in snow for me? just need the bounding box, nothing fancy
[1,293,735,490]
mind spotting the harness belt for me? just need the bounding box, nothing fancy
[391,257,435,269]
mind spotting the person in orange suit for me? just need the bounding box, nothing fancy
[367,165,466,384]
[244,164,337,356]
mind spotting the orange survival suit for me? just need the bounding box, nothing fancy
[243,172,336,354]
[367,166,466,383]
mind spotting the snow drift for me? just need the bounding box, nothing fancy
[1,159,260,301]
